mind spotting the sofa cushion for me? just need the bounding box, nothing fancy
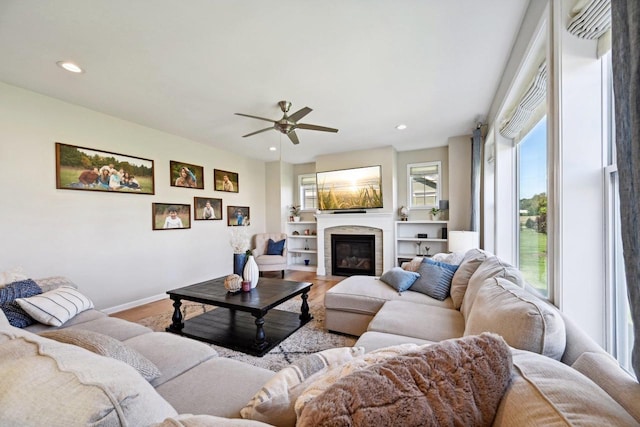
[266,238,286,255]
[124,331,218,387]
[464,277,566,360]
[32,276,78,293]
[379,267,419,292]
[152,415,273,426]
[297,333,513,427]
[324,275,453,318]
[15,285,94,326]
[493,349,638,426]
[39,329,162,382]
[460,255,526,320]
[449,248,489,309]
[0,279,42,328]
[156,357,275,419]
[65,315,153,341]
[240,346,364,427]
[410,258,458,300]
[0,326,177,426]
[24,308,107,333]
[367,300,465,342]
[354,331,435,353]
[572,352,640,422]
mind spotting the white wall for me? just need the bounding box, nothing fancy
[0,82,266,311]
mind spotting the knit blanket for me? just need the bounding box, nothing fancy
[297,333,512,427]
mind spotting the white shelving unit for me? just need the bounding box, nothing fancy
[285,221,318,272]
[395,220,448,266]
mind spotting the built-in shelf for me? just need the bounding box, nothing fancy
[285,221,318,271]
[394,220,448,266]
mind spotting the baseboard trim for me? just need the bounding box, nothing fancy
[102,293,168,315]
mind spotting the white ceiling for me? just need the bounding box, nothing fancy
[0,1,528,164]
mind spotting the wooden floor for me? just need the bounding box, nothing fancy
[110,270,345,322]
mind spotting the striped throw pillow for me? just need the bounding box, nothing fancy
[15,286,94,326]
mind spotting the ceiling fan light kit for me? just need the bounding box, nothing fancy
[235,100,338,145]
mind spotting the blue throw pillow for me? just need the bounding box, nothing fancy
[380,267,420,293]
[410,258,459,300]
[0,279,42,328]
[267,238,286,255]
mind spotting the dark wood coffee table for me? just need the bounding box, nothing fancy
[166,277,313,357]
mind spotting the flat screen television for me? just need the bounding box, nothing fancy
[316,165,383,210]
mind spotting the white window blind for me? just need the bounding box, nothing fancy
[568,0,611,40]
[499,62,547,140]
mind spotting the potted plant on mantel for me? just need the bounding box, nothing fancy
[289,205,302,222]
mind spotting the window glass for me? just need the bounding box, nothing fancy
[298,174,317,210]
[517,117,548,296]
[407,161,441,209]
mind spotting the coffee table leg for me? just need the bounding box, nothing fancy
[167,298,184,332]
[252,313,268,351]
[300,292,312,322]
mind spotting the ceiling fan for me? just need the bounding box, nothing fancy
[235,100,338,145]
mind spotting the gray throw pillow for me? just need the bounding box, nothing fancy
[380,267,420,292]
[410,259,458,300]
[40,329,162,382]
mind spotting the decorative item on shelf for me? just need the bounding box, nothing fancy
[289,204,301,222]
[304,239,310,250]
[304,229,310,235]
[430,207,441,220]
[439,200,449,220]
[441,227,448,239]
[311,230,316,235]
[243,250,259,289]
[399,206,409,221]
[415,241,422,256]
[292,230,300,235]
[224,274,242,293]
[304,259,310,266]
[229,224,250,275]
[424,246,431,256]
[241,280,251,292]
[417,233,428,238]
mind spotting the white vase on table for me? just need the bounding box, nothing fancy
[243,255,260,288]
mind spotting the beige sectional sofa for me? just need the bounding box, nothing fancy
[2,254,640,426]
[324,249,640,425]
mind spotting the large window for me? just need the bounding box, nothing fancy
[407,161,441,209]
[298,174,317,211]
[517,117,548,296]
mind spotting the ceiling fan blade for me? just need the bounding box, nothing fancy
[287,130,300,145]
[288,107,313,123]
[296,123,339,133]
[242,127,273,137]
[235,113,276,123]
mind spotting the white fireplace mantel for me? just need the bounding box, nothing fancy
[315,212,394,276]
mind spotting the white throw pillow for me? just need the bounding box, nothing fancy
[0,267,28,288]
[15,286,94,326]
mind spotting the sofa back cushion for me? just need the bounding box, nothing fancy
[449,249,489,309]
[0,326,177,426]
[464,277,566,360]
[493,349,638,426]
[460,255,526,320]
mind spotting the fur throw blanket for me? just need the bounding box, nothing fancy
[297,333,512,427]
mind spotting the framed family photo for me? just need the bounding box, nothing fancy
[214,169,239,193]
[170,161,204,189]
[55,142,154,194]
[227,206,249,226]
[194,197,222,221]
[152,203,191,230]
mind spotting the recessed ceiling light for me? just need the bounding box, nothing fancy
[269,146,277,151]
[395,124,407,130]
[56,61,84,73]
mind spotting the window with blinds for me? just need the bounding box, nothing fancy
[298,174,317,210]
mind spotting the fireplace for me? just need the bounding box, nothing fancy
[331,234,375,276]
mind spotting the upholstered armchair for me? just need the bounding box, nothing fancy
[252,233,287,278]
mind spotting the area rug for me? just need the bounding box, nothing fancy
[137,296,357,372]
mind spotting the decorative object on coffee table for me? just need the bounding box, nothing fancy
[224,274,242,292]
[230,224,250,275]
[243,251,259,289]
